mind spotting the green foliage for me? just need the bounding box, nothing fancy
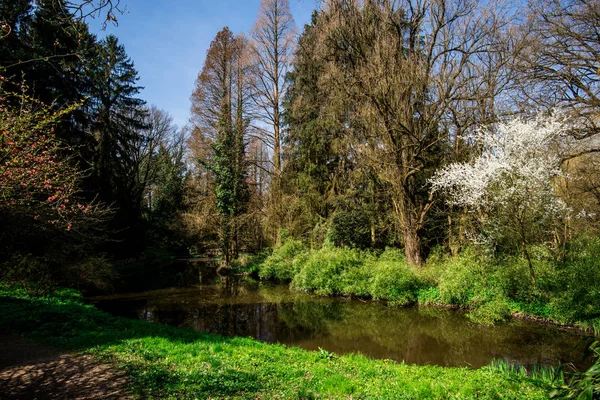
[329,206,373,249]
[291,247,364,296]
[1,254,53,296]
[551,339,600,399]
[367,259,422,305]
[487,359,564,387]
[417,286,442,305]
[467,296,512,325]
[544,236,600,323]
[436,249,486,306]
[64,257,117,292]
[255,237,600,328]
[0,285,554,399]
[1,254,117,296]
[197,27,250,264]
[261,245,422,304]
[258,238,307,280]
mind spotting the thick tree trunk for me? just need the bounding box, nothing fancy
[402,214,423,266]
[394,192,423,266]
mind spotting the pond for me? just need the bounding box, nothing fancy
[89,260,591,369]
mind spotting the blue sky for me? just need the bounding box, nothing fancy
[90,0,317,129]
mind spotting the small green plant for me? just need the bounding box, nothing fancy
[552,339,600,399]
[488,359,564,386]
[318,347,337,360]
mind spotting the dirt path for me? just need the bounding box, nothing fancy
[0,336,132,399]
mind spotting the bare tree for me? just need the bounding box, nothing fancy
[314,0,512,264]
[127,106,180,213]
[57,0,125,28]
[516,0,600,139]
[249,0,296,240]
[189,27,254,263]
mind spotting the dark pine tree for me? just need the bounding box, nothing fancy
[87,34,148,254]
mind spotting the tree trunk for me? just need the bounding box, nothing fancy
[394,193,423,265]
[402,214,422,266]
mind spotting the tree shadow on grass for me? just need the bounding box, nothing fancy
[0,295,265,398]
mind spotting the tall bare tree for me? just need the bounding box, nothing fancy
[250,0,296,240]
[313,0,511,264]
[189,27,252,263]
[514,0,600,157]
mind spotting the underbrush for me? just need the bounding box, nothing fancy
[257,236,600,328]
[0,283,555,399]
[285,246,424,305]
[1,253,117,296]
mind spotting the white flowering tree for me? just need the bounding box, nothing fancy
[429,113,571,284]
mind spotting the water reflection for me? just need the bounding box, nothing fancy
[90,261,590,369]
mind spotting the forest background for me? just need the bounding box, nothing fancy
[3,0,600,327]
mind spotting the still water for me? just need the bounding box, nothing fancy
[89,260,590,369]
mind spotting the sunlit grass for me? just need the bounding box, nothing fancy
[0,284,555,399]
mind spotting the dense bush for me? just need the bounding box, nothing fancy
[258,238,307,280]
[367,259,422,305]
[544,236,600,323]
[329,206,373,250]
[64,257,117,292]
[1,254,54,296]
[291,246,364,295]
[258,237,600,328]
[260,242,422,303]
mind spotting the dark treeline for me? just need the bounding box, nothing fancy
[1,0,187,292]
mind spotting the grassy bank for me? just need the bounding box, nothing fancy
[250,238,600,329]
[0,284,556,399]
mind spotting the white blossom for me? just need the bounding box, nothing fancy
[429,112,572,245]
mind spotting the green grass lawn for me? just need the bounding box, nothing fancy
[0,285,556,399]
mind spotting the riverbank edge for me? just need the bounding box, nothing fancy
[0,284,555,399]
[238,268,600,335]
[239,245,600,334]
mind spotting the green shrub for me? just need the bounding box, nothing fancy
[64,257,117,292]
[288,246,422,303]
[417,286,442,305]
[437,249,485,306]
[339,262,371,297]
[468,295,512,325]
[545,236,600,323]
[367,260,422,305]
[434,248,515,323]
[329,207,373,250]
[256,235,600,327]
[421,247,450,286]
[377,247,406,263]
[258,238,307,280]
[291,247,364,295]
[237,250,272,275]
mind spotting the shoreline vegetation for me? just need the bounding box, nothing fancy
[0,284,563,399]
[240,237,600,333]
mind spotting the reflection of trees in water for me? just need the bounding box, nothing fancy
[100,282,589,369]
[277,301,345,334]
[302,302,587,368]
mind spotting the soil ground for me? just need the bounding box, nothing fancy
[0,336,132,399]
